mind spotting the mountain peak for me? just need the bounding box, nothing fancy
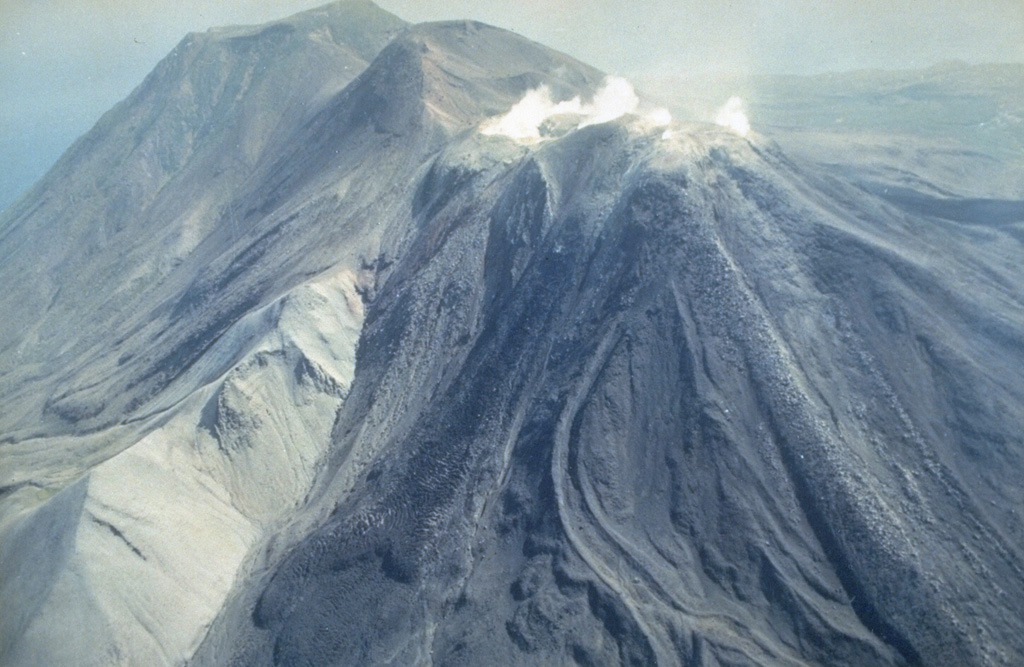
[3,4,1024,667]
[328,18,606,136]
[199,0,407,62]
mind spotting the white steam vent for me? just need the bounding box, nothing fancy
[482,76,671,141]
[715,96,751,136]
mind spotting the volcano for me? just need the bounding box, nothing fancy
[1,2,1023,665]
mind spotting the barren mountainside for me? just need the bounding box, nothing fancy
[1,2,1023,666]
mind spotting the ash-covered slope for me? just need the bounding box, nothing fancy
[3,4,1024,667]
[0,2,413,664]
[200,22,1023,667]
[0,0,406,443]
[0,10,608,667]
[199,83,1024,667]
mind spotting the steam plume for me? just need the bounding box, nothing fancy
[482,76,671,141]
[714,96,751,136]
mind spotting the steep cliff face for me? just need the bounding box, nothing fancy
[2,4,1024,666]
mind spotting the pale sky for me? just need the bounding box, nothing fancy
[1,0,1022,210]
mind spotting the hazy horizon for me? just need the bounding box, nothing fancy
[2,0,1022,211]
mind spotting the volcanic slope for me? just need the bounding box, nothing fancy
[200,16,1024,667]
[0,2,411,664]
[3,5,1024,667]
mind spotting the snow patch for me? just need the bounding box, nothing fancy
[482,76,671,141]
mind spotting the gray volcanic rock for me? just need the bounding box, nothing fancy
[2,3,1024,666]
